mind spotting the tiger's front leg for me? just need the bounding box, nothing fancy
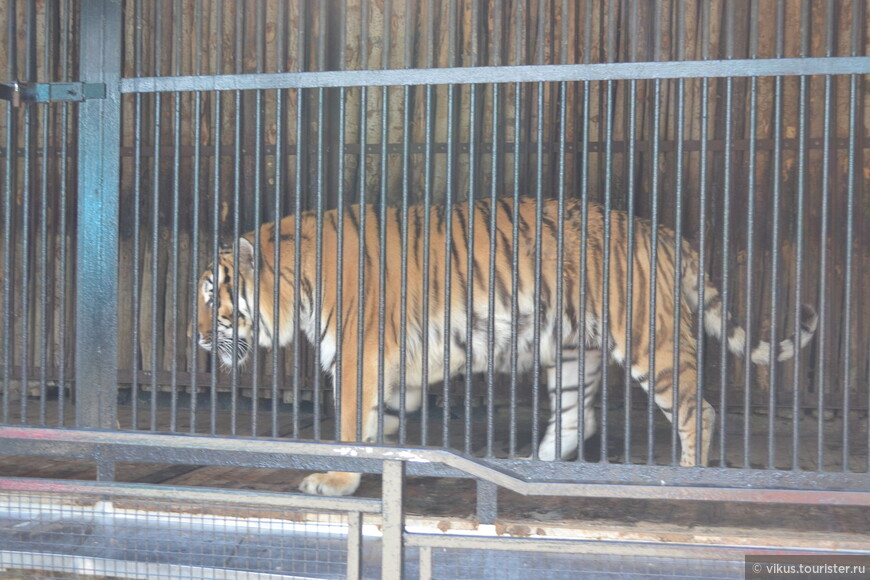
[299,358,380,496]
[538,349,602,461]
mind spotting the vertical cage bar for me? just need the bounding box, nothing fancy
[419,545,433,580]
[398,77,410,445]
[841,2,861,471]
[463,88,477,456]
[130,0,144,431]
[37,0,52,425]
[169,0,183,433]
[75,0,122,430]
[790,0,811,469]
[375,0,392,447]
[742,0,760,468]
[552,78,567,462]
[647,76,664,464]
[695,0,710,468]
[441,0,457,449]
[718,0,736,464]
[270,0,286,440]
[767,0,786,468]
[574,0,592,463]
[381,460,405,580]
[815,0,835,472]
[484,0,503,461]
[599,0,618,465]
[312,1,328,443]
[229,5,244,437]
[334,83,346,443]
[18,0,34,425]
[624,77,636,464]
[57,0,72,427]
[188,0,204,434]
[346,510,362,580]
[209,0,225,436]
[355,82,367,442]
[419,0,435,449]
[249,0,266,438]
[293,0,307,441]
[149,0,163,433]
[530,79,544,460]
[507,0,525,460]
[672,0,687,466]
[1,0,15,426]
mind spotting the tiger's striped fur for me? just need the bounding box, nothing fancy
[194,197,817,496]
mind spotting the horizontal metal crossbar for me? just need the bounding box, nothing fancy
[405,532,870,560]
[0,477,381,514]
[0,553,300,580]
[120,57,870,94]
[0,82,106,105]
[1,427,869,506]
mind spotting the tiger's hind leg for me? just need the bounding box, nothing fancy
[538,349,602,461]
[632,350,715,466]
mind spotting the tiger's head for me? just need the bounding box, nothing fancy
[192,237,257,369]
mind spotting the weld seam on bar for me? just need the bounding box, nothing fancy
[120,57,870,93]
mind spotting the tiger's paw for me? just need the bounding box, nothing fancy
[299,471,361,496]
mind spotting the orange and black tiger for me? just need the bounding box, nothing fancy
[194,197,817,496]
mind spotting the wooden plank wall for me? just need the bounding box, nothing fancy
[0,1,868,419]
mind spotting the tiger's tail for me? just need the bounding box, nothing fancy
[683,260,818,366]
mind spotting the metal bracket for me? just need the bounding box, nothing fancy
[0,81,106,106]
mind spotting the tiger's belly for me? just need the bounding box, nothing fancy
[395,306,591,410]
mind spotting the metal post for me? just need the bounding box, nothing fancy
[476,480,498,525]
[382,460,405,580]
[75,0,121,430]
[347,511,363,580]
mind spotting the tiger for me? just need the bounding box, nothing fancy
[194,197,817,496]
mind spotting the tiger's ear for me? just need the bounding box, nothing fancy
[236,237,255,277]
